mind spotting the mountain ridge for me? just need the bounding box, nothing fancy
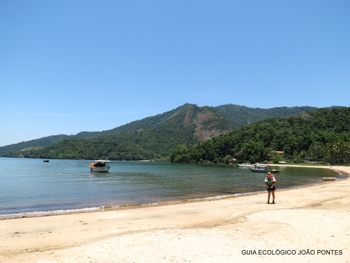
[1,104,234,159]
[0,103,319,159]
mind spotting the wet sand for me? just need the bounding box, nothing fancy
[1,165,349,263]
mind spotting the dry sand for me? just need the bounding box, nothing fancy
[1,165,349,263]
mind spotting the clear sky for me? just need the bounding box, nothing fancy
[0,1,349,146]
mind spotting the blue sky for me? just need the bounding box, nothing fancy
[0,1,349,146]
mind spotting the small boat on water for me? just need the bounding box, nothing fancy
[238,163,252,168]
[323,177,337,181]
[249,164,280,173]
[89,160,111,172]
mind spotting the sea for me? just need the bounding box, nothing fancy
[0,158,342,219]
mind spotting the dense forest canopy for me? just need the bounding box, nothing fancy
[170,107,350,165]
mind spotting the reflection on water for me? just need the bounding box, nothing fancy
[0,158,340,216]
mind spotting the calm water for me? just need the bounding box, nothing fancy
[0,158,339,218]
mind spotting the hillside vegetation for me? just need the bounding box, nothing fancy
[216,104,317,129]
[0,104,317,160]
[170,107,350,165]
[2,104,234,160]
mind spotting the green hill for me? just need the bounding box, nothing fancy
[170,107,350,164]
[0,104,322,160]
[0,103,318,158]
[215,104,317,129]
[0,133,107,156]
[170,107,350,165]
[2,104,235,160]
[0,106,187,156]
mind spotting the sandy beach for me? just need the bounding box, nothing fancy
[1,165,349,263]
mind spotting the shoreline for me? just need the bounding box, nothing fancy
[1,165,350,262]
[1,164,346,221]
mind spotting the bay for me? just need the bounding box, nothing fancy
[0,158,339,218]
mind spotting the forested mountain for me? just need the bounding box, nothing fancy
[0,133,104,156]
[2,104,234,160]
[0,107,184,156]
[170,107,350,165]
[0,103,318,158]
[215,104,317,129]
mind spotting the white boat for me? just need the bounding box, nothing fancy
[238,163,252,168]
[249,164,280,173]
[89,160,111,172]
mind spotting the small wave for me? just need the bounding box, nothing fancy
[0,207,101,220]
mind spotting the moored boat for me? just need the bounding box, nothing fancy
[238,163,252,168]
[89,160,111,172]
[323,177,337,181]
[249,164,280,173]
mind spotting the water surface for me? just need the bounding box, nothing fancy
[0,158,339,217]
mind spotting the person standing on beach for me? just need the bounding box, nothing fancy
[265,172,276,204]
